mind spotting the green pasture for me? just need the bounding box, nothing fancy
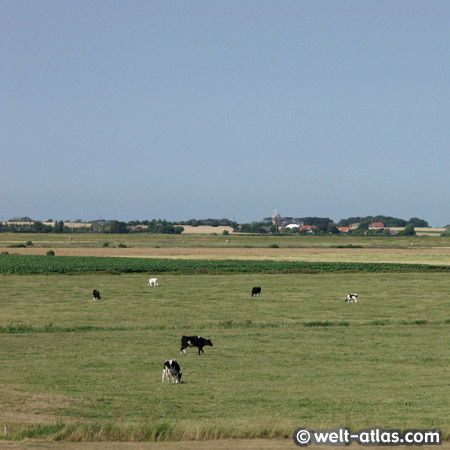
[1,272,450,441]
[1,232,449,249]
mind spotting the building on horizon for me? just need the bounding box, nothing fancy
[272,209,282,227]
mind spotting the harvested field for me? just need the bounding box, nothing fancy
[1,245,450,265]
[181,225,234,234]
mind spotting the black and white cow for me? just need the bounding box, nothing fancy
[162,359,182,384]
[251,287,262,297]
[93,289,101,301]
[180,336,213,355]
[345,293,358,303]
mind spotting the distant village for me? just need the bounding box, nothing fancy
[1,210,448,236]
[269,209,392,234]
[263,210,445,236]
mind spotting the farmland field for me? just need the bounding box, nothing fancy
[1,232,450,266]
[0,233,449,447]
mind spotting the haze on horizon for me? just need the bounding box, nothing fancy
[2,1,449,227]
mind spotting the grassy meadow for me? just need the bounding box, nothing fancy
[0,233,449,443]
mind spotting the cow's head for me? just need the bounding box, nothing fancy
[206,339,213,347]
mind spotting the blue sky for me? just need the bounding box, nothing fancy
[2,1,449,226]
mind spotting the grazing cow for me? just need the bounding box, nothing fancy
[162,359,182,384]
[93,290,101,301]
[180,335,213,355]
[251,287,262,297]
[345,293,358,303]
[148,277,159,287]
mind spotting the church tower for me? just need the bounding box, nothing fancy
[272,209,282,227]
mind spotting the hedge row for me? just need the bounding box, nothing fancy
[0,254,449,274]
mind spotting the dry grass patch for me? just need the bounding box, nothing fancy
[0,387,84,426]
[1,246,450,265]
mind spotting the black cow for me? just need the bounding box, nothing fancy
[251,287,261,297]
[93,290,101,301]
[162,359,182,384]
[180,335,213,355]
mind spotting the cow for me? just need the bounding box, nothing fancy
[180,336,213,355]
[345,293,358,303]
[162,359,182,384]
[93,290,101,301]
[251,287,261,297]
[148,278,159,287]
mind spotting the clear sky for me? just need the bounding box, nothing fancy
[2,1,449,226]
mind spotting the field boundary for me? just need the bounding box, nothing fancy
[2,319,449,334]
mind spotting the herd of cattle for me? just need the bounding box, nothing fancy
[92,278,358,385]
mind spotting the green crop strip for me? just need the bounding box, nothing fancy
[0,254,449,274]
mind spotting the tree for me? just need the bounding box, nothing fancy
[408,217,428,228]
[397,224,416,236]
[146,219,184,234]
[10,216,33,222]
[31,221,52,233]
[53,220,64,233]
[357,221,370,231]
[327,223,339,234]
[109,220,128,234]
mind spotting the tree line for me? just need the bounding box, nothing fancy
[1,215,445,236]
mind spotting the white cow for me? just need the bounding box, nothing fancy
[148,277,159,287]
[162,359,182,384]
[345,293,358,303]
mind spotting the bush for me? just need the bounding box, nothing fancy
[46,250,55,256]
[102,242,109,247]
[26,241,33,246]
[7,243,26,248]
[397,224,416,236]
[118,243,127,248]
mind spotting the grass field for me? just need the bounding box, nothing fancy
[0,234,449,446]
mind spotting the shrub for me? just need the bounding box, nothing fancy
[46,250,55,256]
[102,242,109,247]
[26,241,33,246]
[397,224,416,236]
